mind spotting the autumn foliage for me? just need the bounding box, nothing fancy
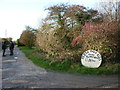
[19,3,120,64]
[19,26,36,48]
[72,21,119,64]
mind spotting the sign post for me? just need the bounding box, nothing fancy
[81,50,102,68]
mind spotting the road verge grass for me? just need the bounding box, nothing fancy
[19,46,120,75]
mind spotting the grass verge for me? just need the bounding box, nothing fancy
[19,46,120,75]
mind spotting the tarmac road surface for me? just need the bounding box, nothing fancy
[1,46,119,88]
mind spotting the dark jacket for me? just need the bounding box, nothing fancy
[9,41,14,50]
[2,41,7,50]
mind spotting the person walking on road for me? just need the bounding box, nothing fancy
[9,41,14,56]
[2,41,7,57]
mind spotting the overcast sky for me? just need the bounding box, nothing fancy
[0,0,117,40]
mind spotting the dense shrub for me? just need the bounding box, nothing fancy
[19,30,36,48]
[35,3,119,64]
[72,21,120,64]
[35,28,64,55]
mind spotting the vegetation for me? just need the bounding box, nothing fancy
[1,37,14,47]
[35,4,103,61]
[18,2,120,74]
[19,46,120,75]
[99,1,119,21]
[0,38,2,42]
[19,26,36,48]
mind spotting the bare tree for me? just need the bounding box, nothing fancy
[99,0,119,21]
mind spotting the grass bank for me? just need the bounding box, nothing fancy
[19,46,120,75]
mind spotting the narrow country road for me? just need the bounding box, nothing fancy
[1,46,119,88]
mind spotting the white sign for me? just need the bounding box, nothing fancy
[81,50,102,68]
